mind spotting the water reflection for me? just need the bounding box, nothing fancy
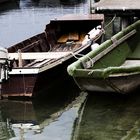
[0,85,87,140]
[19,0,87,8]
[73,92,140,140]
[0,0,88,47]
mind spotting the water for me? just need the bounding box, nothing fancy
[2,91,140,140]
[1,0,140,140]
[0,0,89,139]
[0,0,89,47]
[74,92,140,140]
[0,82,85,140]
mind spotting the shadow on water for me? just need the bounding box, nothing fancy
[0,0,19,13]
[0,80,86,140]
[73,91,140,140]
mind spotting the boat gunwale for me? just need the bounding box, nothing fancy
[67,20,140,79]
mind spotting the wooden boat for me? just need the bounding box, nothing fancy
[67,19,140,94]
[0,14,104,98]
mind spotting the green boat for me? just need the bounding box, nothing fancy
[67,20,140,94]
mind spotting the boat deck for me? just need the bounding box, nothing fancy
[9,41,82,68]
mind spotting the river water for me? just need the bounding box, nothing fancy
[0,0,89,47]
[1,0,140,140]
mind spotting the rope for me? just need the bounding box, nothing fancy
[70,52,94,68]
[104,14,116,29]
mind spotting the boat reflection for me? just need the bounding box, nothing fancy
[0,83,84,139]
[72,92,140,140]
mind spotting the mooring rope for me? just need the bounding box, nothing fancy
[104,14,116,29]
[70,52,94,68]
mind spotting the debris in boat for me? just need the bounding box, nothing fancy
[91,43,99,51]
[82,25,103,46]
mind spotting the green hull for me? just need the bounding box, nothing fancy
[67,20,140,94]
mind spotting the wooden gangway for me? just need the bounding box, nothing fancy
[90,0,140,17]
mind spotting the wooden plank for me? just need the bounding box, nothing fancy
[57,32,79,43]
[8,52,72,60]
[68,32,79,41]
[21,40,40,52]
[77,33,86,43]
[92,0,140,10]
[34,59,53,67]
[24,59,45,67]
[57,34,68,43]
[91,0,140,16]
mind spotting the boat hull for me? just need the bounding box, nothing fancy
[1,74,37,97]
[75,73,140,94]
[0,14,104,98]
[1,47,90,98]
[67,19,140,94]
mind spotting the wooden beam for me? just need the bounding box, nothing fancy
[8,52,72,60]
[68,32,79,41]
[18,49,23,67]
[57,34,68,43]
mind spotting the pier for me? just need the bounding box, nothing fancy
[90,0,140,30]
[91,0,140,17]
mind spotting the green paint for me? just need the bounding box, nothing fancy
[67,20,140,78]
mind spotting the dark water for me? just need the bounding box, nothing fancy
[74,92,140,140]
[1,0,140,140]
[0,82,84,140]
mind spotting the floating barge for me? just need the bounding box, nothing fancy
[0,14,104,98]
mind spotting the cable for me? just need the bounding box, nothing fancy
[104,14,116,29]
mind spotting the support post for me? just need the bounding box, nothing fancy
[18,49,23,67]
[121,17,134,30]
[0,84,1,100]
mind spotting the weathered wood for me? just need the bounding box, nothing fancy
[57,34,68,43]
[91,0,140,16]
[8,52,72,60]
[21,40,40,52]
[68,32,79,41]
[57,32,79,43]
[18,49,23,67]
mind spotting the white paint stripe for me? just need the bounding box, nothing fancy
[9,68,39,74]
[8,52,72,60]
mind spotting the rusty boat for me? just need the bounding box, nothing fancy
[0,14,104,98]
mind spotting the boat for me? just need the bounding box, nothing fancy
[67,19,140,94]
[0,14,104,98]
